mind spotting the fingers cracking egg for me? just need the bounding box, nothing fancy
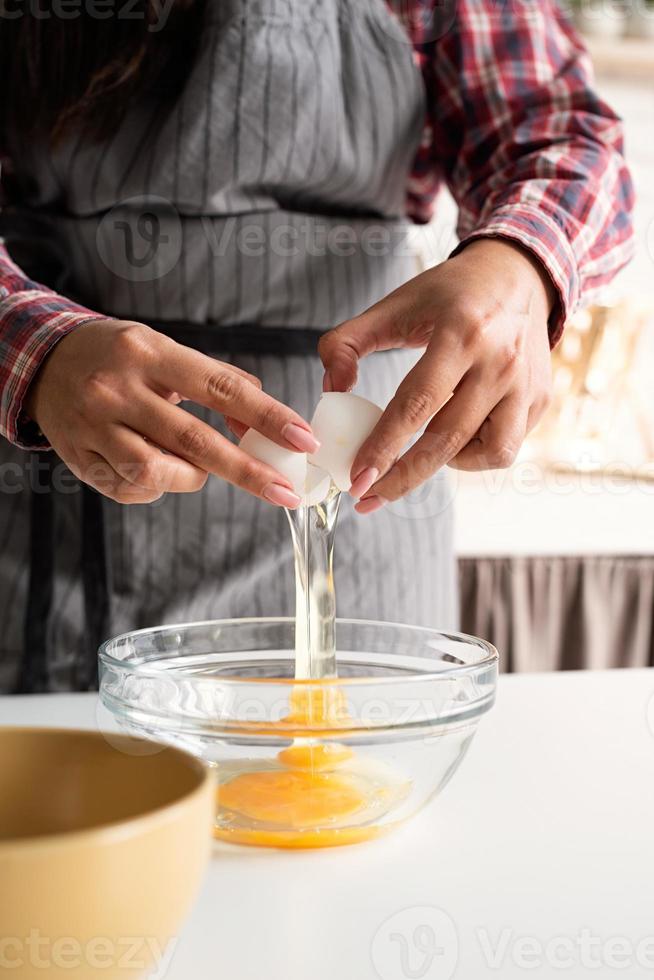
[239,430,331,506]
[239,429,307,497]
[310,393,383,491]
[239,393,383,505]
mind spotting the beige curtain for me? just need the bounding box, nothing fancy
[459,555,654,671]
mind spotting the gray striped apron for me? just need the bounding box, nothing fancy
[0,0,457,694]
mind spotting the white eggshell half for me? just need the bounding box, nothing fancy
[310,393,384,491]
[239,429,307,497]
[303,464,332,506]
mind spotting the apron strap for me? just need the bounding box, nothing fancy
[77,484,110,691]
[16,451,56,693]
[17,456,110,693]
[150,322,327,357]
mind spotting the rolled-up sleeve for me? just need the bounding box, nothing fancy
[408,0,635,345]
[0,241,99,449]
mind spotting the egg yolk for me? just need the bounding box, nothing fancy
[214,822,396,849]
[214,683,399,848]
[218,769,365,828]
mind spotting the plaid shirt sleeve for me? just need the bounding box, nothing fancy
[0,241,99,449]
[403,0,635,344]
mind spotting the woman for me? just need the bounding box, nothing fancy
[0,0,633,693]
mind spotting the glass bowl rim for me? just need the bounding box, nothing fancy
[98,616,498,686]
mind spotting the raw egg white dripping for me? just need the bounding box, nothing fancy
[216,392,410,849]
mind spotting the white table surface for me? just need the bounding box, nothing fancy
[2,670,654,980]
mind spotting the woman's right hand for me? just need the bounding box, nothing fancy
[24,319,319,506]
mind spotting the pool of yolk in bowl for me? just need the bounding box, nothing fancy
[219,768,363,827]
[214,685,404,848]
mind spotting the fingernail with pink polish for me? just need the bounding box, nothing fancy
[263,484,302,508]
[355,495,387,515]
[349,467,379,500]
[282,423,320,454]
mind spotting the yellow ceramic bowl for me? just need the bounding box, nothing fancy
[0,727,214,980]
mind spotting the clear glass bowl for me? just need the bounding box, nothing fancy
[99,619,498,848]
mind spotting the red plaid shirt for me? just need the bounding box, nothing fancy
[0,0,635,448]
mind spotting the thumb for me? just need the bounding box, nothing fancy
[318,302,403,393]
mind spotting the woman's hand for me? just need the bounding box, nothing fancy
[25,319,319,506]
[319,239,556,513]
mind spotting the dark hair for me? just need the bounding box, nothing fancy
[0,1,203,152]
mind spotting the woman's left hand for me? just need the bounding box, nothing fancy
[318,239,556,513]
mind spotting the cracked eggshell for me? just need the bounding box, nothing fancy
[310,393,384,491]
[303,464,332,506]
[239,429,307,497]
